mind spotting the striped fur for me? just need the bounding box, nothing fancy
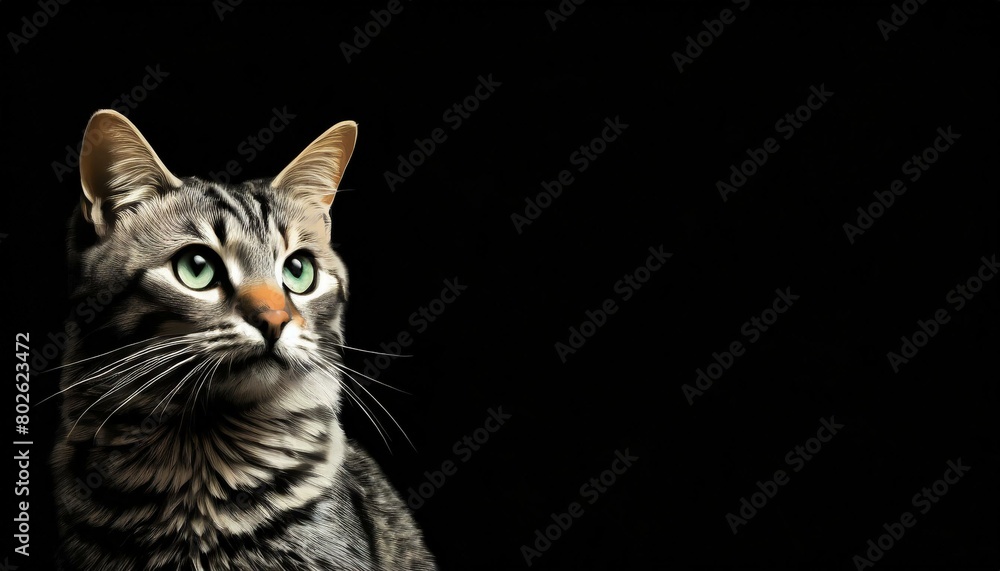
[52,112,435,570]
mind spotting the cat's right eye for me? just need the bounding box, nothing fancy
[282,252,316,295]
[173,247,222,291]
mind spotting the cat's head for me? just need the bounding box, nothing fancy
[63,110,357,412]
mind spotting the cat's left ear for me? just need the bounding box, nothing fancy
[271,120,357,207]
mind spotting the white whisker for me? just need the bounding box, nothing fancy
[317,348,410,395]
[39,337,195,404]
[341,381,391,451]
[314,353,414,452]
[326,341,413,358]
[37,334,172,374]
[94,355,197,439]
[67,347,191,439]
[340,366,416,452]
[152,357,211,419]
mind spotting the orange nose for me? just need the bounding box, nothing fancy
[254,309,290,342]
[238,284,290,344]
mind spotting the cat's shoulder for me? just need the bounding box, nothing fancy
[334,440,438,570]
[339,439,399,503]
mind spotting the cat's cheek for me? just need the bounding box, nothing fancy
[188,287,224,305]
[278,321,309,353]
[226,313,296,353]
[232,319,267,348]
[303,271,339,301]
[286,314,309,341]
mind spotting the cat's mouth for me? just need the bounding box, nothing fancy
[201,343,305,404]
[261,351,289,368]
[228,345,292,374]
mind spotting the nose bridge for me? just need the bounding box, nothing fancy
[232,241,279,293]
[238,282,286,313]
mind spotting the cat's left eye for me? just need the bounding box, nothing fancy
[283,253,316,294]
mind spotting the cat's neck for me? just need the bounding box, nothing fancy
[56,392,347,542]
[64,377,347,496]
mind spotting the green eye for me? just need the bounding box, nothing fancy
[283,253,315,294]
[174,248,219,291]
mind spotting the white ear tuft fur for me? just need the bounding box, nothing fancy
[271,121,357,207]
[79,110,182,236]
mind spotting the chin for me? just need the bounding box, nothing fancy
[209,346,305,404]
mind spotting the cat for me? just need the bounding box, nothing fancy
[49,109,437,570]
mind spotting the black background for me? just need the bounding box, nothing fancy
[3,1,998,569]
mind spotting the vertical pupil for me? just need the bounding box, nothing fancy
[288,258,304,278]
[190,254,207,276]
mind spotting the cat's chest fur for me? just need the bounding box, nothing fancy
[56,402,354,570]
[134,406,342,537]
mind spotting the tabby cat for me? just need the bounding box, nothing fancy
[50,110,436,570]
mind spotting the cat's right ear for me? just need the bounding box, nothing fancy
[79,110,182,237]
[271,120,357,208]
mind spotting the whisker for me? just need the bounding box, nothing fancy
[326,341,413,358]
[341,366,416,452]
[311,354,391,447]
[36,334,174,374]
[315,354,414,452]
[94,356,197,439]
[184,356,224,427]
[152,356,212,418]
[39,337,197,404]
[206,353,228,399]
[67,348,190,439]
[71,349,181,419]
[85,337,200,378]
[316,348,411,395]
[341,381,391,451]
